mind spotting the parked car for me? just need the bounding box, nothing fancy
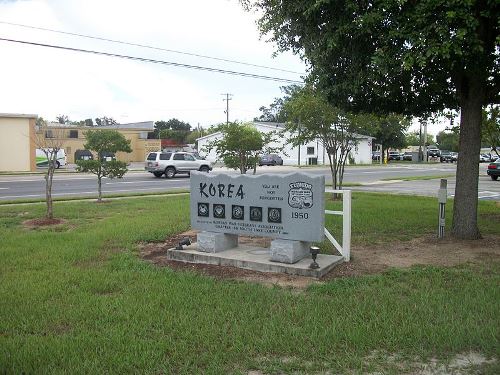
[440,150,453,163]
[259,154,283,166]
[402,152,413,161]
[486,159,500,180]
[145,151,212,178]
[372,151,380,161]
[451,152,458,162]
[427,147,441,158]
[388,151,401,161]
[482,153,498,162]
[479,154,490,163]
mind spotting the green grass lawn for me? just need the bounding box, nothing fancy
[0,194,498,374]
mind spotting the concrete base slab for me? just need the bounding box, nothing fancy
[167,243,344,278]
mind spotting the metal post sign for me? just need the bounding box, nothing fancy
[190,172,325,242]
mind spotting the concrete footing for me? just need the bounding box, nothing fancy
[167,243,344,278]
[197,231,238,253]
[270,239,310,264]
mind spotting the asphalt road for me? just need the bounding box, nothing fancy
[0,163,498,201]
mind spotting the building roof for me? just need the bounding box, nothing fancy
[0,113,38,119]
[46,120,155,131]
[196,121,374,142]
[98,121,155,130]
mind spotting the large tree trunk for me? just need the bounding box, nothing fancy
[452,80,483,239]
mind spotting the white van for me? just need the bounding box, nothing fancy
[36,149,67,169]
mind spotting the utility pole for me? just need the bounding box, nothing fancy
[418,120,423,162]
[423,119,428,162]
[222,93,233,125]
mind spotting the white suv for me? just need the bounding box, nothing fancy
[145,151,212,178]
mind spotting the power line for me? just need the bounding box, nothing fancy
[0,20,304,75]
[0,37,303,84]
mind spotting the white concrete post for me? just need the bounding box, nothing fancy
[437,179,447,238]
[342,190,351,261]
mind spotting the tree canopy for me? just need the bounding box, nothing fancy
[94,117,117,127]
[250,0,500,239]
[76,130,132,202]
[154,118,192,143]
[436,130,460,152]
[253,0,498,114]
[358,114,410,154]
[204,122,279,174]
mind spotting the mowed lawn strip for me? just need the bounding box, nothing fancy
[0,193,498,374]
[323,192,499,247]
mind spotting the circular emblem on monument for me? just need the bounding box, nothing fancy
[250,206,262,221]
[213,204,225,218]
[232,205,244,220]
[197,203,209,217]
[268,207,282,223]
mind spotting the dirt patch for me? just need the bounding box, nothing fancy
[364,351,497,374]
[23,218,65,228]
[139,230,500,288]
[324,234,500,280]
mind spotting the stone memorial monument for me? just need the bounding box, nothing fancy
[190,172,325,263]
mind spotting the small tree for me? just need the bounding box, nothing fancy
[204,122,281,174]
[76,130,132,202]
[33,120,65,219]
[284,86,362,190]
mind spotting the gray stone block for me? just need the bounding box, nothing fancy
[270,239,310,264]
[197,231,238,253]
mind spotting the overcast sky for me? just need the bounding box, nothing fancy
[1,0,450,135]
[0,0,306,128]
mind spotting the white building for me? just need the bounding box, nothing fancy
[196,122,374,166]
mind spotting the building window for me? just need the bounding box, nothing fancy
[307,146,315,155]
[69,130,78,138]
[45,130,54,138]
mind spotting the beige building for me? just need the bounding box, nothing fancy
[40,121,161,164]
[0,113,37,172]
[0,114,161,172]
